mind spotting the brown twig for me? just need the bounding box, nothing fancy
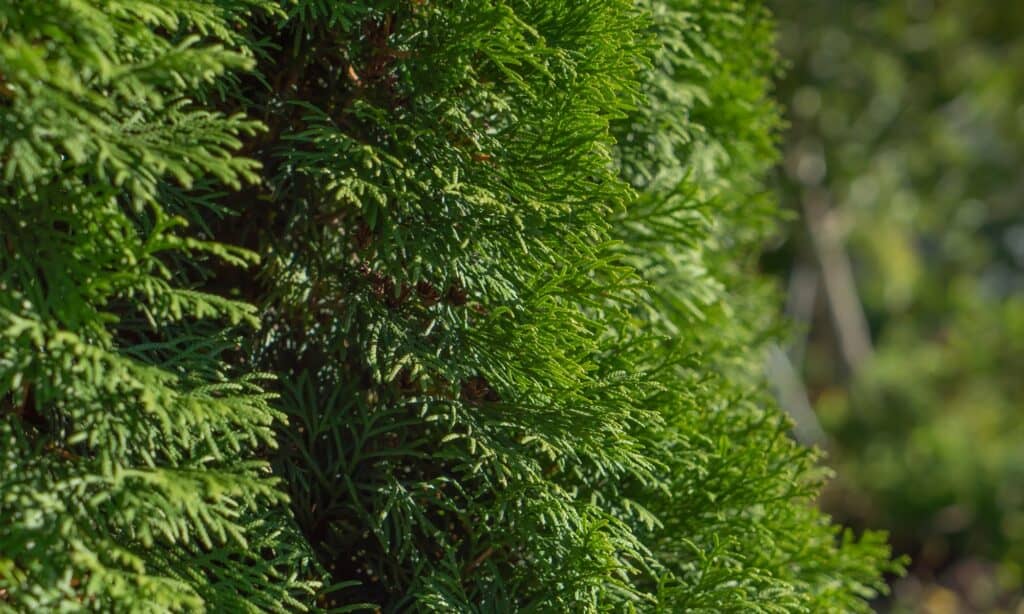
[463,546,494,576]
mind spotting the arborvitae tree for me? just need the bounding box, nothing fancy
[1,1,894,611]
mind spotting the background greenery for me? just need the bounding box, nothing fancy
[770,0,1024,611]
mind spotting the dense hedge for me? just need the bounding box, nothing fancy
[0,1,893,610]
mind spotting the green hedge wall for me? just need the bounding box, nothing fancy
[0,1,894,611]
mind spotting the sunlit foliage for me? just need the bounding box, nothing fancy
[1,1,893,610]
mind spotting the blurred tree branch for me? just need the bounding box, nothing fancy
[802,187,873,375]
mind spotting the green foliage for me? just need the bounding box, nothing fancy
[772,0,1024,608]
[2,0,894,611]
[0,1,317,610]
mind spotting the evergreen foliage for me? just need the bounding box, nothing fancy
[2,0,894,610]
[0,1,317,610]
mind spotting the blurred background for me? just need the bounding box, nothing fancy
[766,1,1024,612]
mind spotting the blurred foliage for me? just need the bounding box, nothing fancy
[771,0,1024,610]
